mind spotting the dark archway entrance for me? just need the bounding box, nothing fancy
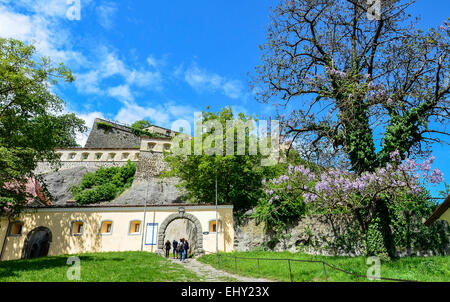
[157,212,203,255]
[22,227,52,259]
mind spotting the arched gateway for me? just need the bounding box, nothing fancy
[157,212,204,255]
[21,227,52,259]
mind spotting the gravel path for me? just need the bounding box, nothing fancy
[168,257,273,282]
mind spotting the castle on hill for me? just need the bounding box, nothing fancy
[0,118,234,261]
[35,118,183,206]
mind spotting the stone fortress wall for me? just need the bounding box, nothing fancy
[35,161,131,175]
[34,118,179,205]
[55,148,141,161]
[84,118,141,149]
[36,118,174,176]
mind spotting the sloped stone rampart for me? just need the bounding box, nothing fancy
[84,118,140,148]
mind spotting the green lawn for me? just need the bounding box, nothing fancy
[0,251,201,282]
[198,251,450,282]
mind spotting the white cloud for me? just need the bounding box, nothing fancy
[0,3,86,67]
[223,80,245,99]
[165,104,196,118]
[127,70,162,89]
[113,100,199,132]
[108,85,133,102]
[115,102,170,126]
[0,6,32,40]
[183,62,245,99]
[74,70,102,94]
[100,52,128,78]
[146,55,158,68]
[75,50,163,100]
[97,2,117,29]
[67,100,200,146]
[0,0,69,18]
[173,63,184,78]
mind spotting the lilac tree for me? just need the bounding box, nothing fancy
[261,151,444,258]
[251,0,450,258]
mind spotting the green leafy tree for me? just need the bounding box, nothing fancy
[131,120,152,130]
[0,38,87,217]
[163,107,278,218]
[250,0,450,258]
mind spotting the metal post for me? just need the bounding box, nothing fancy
[288,259,293,282]
[257,258,260,276]
[140,171,150,251]
[323,262,328,282]
[215,175,218,254]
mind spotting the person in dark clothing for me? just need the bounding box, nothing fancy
[178,239,184,262]
[183,240,189,262]
[164,240,171,258]
[172,239,178,258]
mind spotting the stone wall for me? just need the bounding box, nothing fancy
[235,213,450,257]
[234,213,365,256]
[135,151,168,179]
[54,148,140,162]
[84,118,141,148]
[35,161,131,175]
[140,137,172,153]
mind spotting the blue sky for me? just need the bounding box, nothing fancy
[0,0,448,197]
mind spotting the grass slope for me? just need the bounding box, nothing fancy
[0,251,201,282]
[198,251,450,282]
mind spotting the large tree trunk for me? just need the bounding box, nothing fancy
[366,199,396,260]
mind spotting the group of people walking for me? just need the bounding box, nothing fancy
[164,238,189,262]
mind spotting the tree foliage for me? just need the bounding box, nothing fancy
[0,38,87,216]
[261,151,447,258]
[131,120,152,130]
[70,161,136,204]
[163,107,278,217]
[251,0,449,169]
[253,154,313,247]
[251,0,450,259]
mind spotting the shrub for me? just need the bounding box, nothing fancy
[71,161,136,204]
[96,121,113,132]
[74,184,118,204]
